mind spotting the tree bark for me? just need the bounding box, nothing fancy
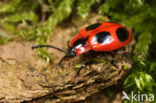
[0,41,133,103]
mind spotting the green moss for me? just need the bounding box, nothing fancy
[74,63,83,69]
[123,65,128,70]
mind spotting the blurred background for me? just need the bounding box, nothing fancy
[0,0,156,102]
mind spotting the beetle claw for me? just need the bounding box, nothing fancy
[57,63,64,68]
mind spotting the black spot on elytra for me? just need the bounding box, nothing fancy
[73,38,86,47]
[95,32,111,44]
[86,23,102,31]
[116,28,129,42]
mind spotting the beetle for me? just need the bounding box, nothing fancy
[32,22,132,66]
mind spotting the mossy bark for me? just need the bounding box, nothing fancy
[0,42,133,102]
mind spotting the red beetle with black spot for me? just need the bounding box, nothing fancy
[32,22,132,66]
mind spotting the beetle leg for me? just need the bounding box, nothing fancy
[67,41,70,48]
[97,55,118,68]
[75,54,86,77]
[57,55,68,68]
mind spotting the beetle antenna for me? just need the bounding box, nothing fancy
[32,45,67,53]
